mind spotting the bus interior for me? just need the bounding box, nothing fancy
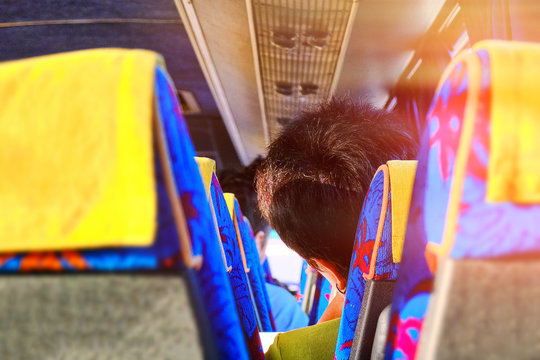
[1,0,540,359]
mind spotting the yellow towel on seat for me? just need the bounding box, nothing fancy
[0,49,160,251]
[195,157,217,196]
[387,160,417,263]
[486,41,540,203]
[224,193,237,221]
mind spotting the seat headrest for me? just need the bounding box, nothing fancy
[0,49,162,251]
[195,157,216,197]
[334,160,416,360]
[358,160,417,280]
[484,41,540,203]
[425,40,540,262]
[387,160,418,263]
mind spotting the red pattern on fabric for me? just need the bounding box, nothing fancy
[429,65,468,181]
[340,340,353,351]
[62,251,89,270]
[20,253,62,271]
[0,254,14,267]
[395,316,423,359]
[353,218,375,275]
[181,192,199,221]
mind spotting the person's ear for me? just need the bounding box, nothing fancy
[255,230,268,263]
[311,258,347,294]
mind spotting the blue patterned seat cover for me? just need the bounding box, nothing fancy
[155,68,250,360]
[235,200,276,331]
[210,174,265,360]
[334,166,398,360]
[308,274,332,325]
[386,41,540,360]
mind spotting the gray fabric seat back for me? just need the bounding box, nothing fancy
[0,274,203,360]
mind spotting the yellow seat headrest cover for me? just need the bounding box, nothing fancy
[387,160,418,263]
[0,49,160,251]
[195,157,217,197]
[483,41,540,203]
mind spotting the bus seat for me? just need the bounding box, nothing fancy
[297,261,333,325]
[229,195,277,332]
[298,260,310,304]
[156,74,251,359]
[223,193,267,331]
[416,41,540,360]
[386,40,540,360]
[334,160,417,360]
[244,217,278,330]
[0,49,210,359]
[308,273,333,325]
[370,305,392,360]
[197,158,265,360]
[263,258,274,283]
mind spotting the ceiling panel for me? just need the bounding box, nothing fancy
[334,0,446,107]
[0,0,179,22]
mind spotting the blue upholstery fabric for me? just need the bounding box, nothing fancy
[297,260,309,304]
[263,258,274,284]
[334,168,399,360]
[155,68,250,360]
[210,174,265,360]
[308,274,332,325]
[235,201,275,331]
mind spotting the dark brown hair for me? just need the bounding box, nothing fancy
[256,97,417,280]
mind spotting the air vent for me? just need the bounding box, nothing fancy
[300,83,319,96]
[177,90,201,115]
[247,0,358,139]
[276,82,294,96]
[272,29,297,49]
[304,30,330,49]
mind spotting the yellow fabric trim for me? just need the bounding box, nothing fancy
[0,49,158,251]
[387,160,418,263]
[195,157,216,196]
[485,41,540,203]
[224,193,236,220]
[196,163,231,271]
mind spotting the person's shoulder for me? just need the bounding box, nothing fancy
[265,318,341,360]
[265,282,309,330]
[265,283,298,308]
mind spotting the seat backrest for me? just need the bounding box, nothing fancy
[227,195,277,332]
[334,160,416,360]
[308,273,333,325]
[297,260,310,304]
[386,40,540,360]
[244,217,279,330]
[196,159,265,360]
[297,262,332,324]
[0,49,211,359]
[262,258,274,284]
[156,71,250,360]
